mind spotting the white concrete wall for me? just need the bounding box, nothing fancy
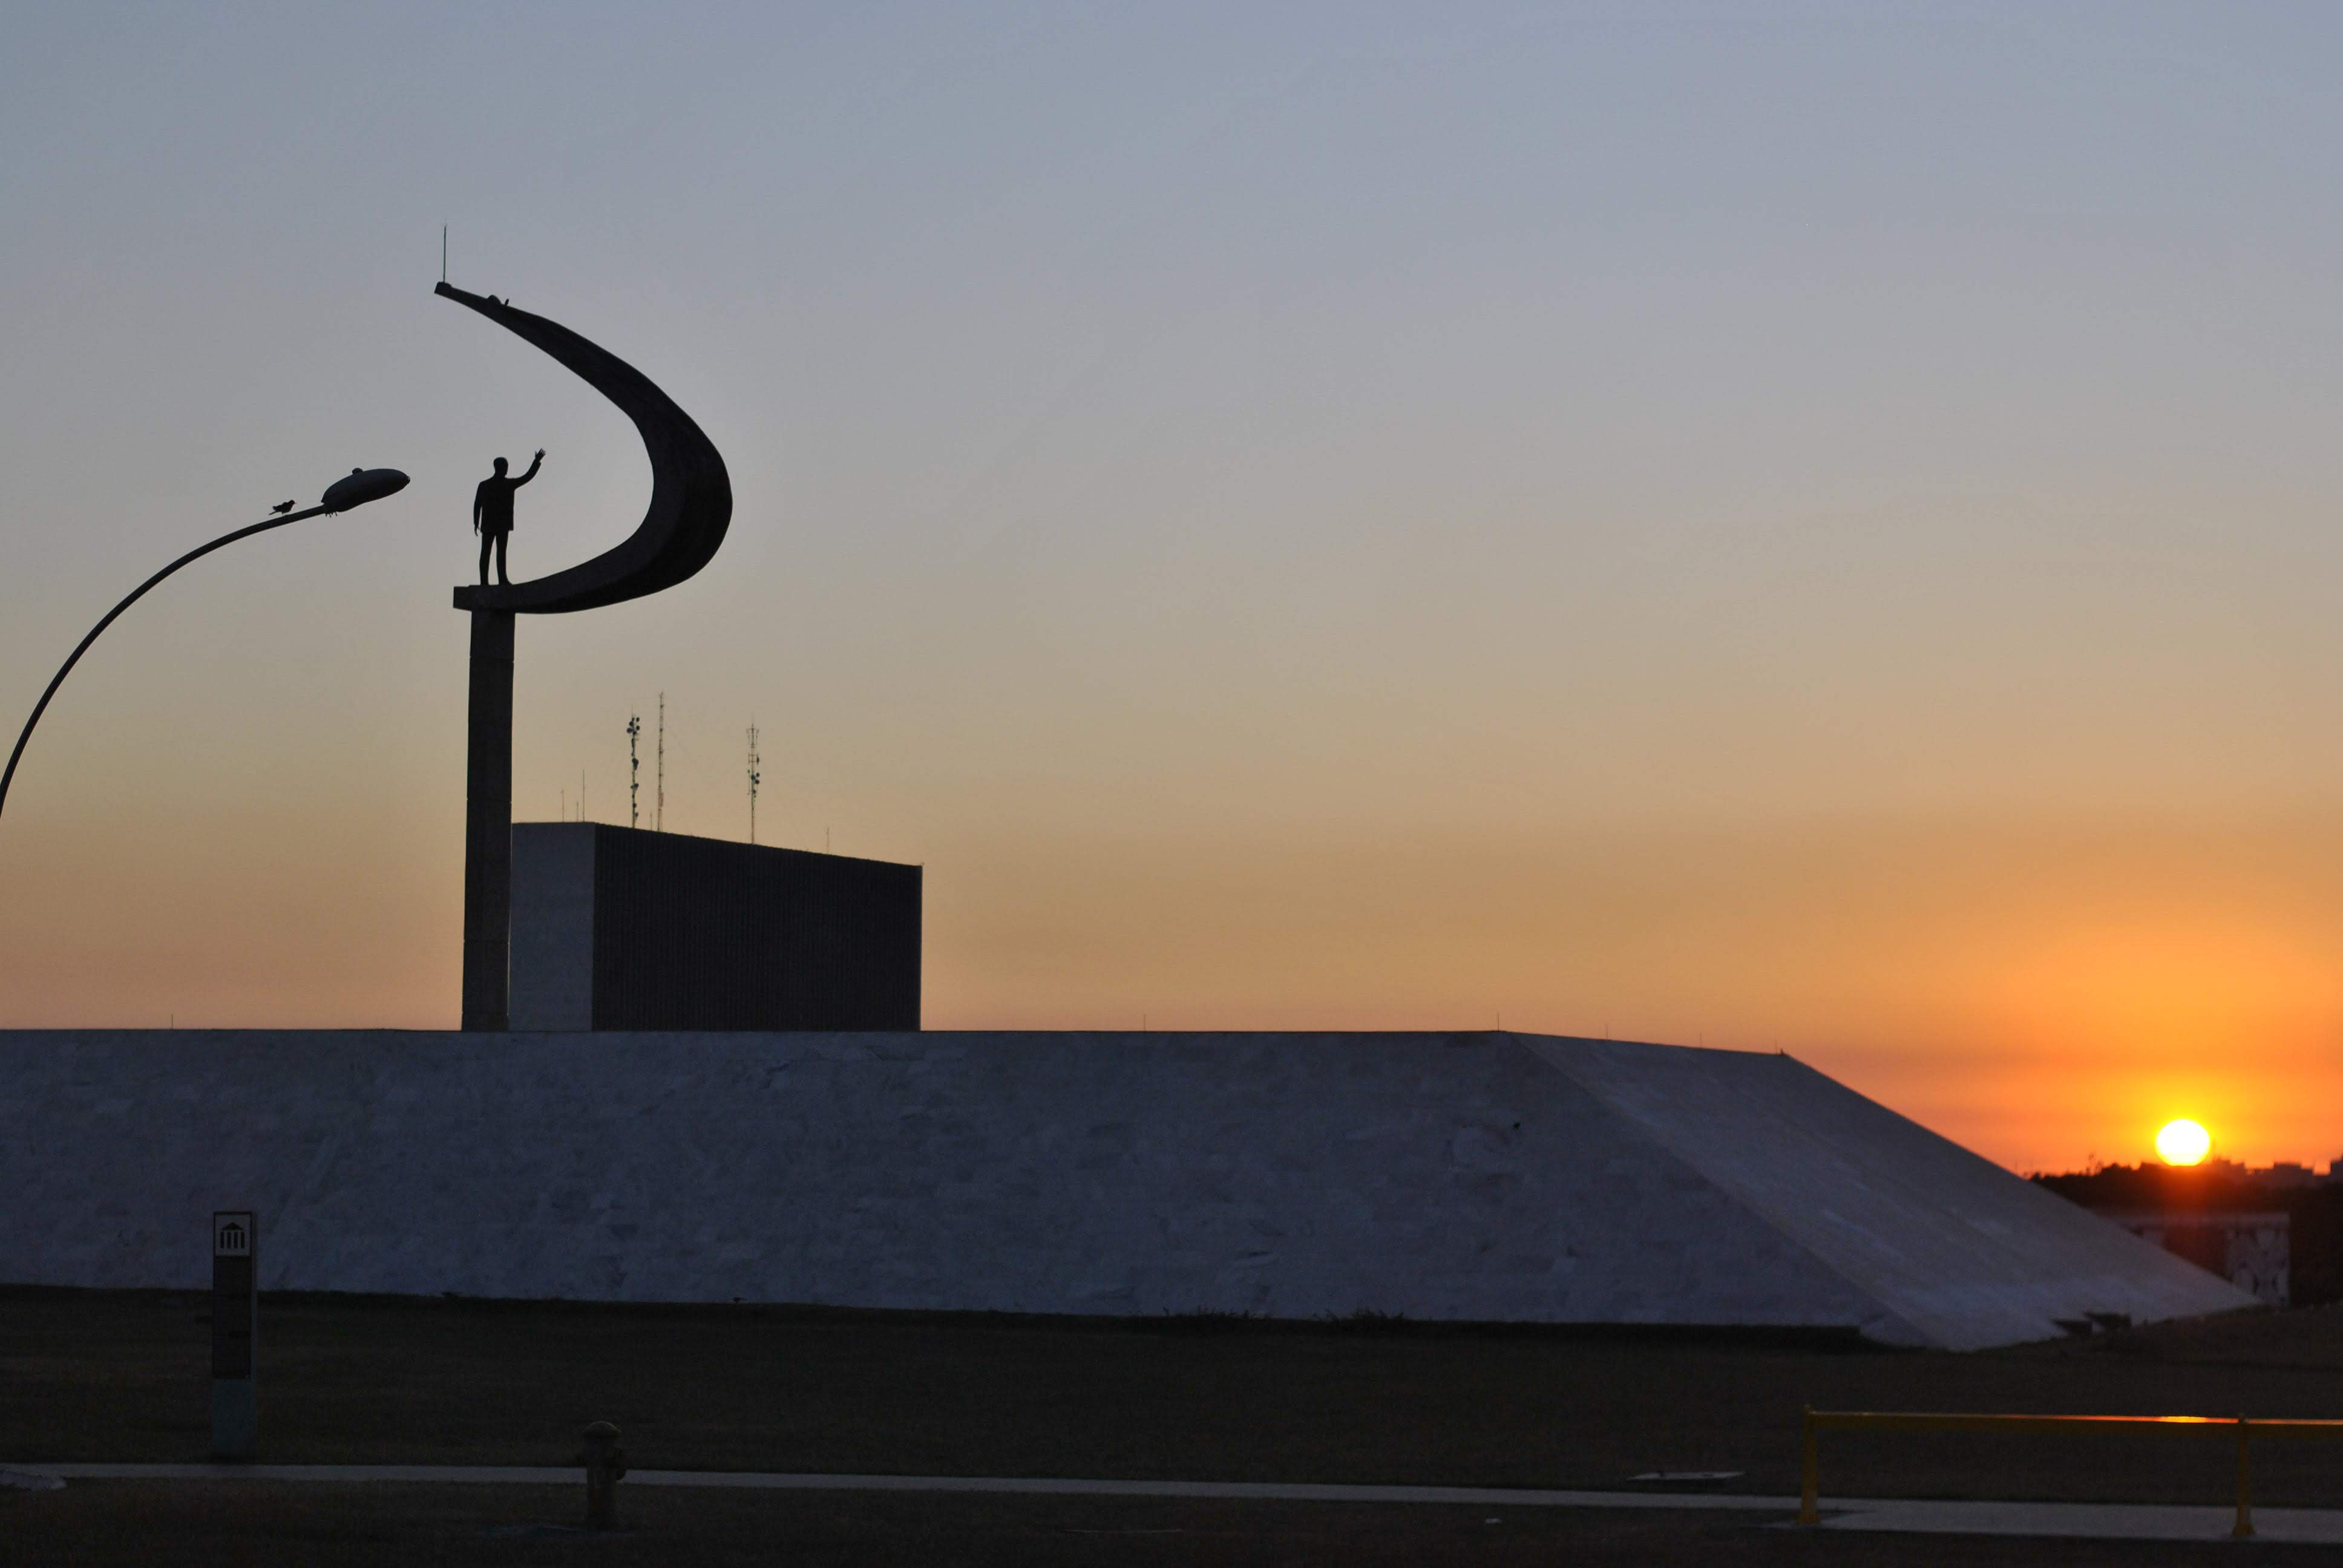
[0,1030,2251,1346]
[0,1030,1897,1332]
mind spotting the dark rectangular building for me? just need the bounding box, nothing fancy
[508,823,919,1030]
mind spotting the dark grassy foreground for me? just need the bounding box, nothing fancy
[7,1289,2343,1563]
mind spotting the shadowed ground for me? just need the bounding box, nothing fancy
[7,1483,2327,1568]
[6,1289,2343,1562]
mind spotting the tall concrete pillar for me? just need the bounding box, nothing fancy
[434,280,733,1033]
[461,609,515,1031]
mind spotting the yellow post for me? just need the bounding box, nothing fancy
[1797,1406,1821,1526]
[2233,1417,2253,1539]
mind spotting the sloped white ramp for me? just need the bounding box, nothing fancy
[0,1030,2250,1348]
[1528,1038,2253,1349]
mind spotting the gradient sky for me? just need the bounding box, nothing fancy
[7,2,2343,1174]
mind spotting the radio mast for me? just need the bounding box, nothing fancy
[746,722,761,844]
[626,714,641,828]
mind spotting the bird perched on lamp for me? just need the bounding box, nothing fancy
[268,500,295,515]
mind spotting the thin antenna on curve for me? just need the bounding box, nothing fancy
[626,713,641,829]
[442,225,448,285]
[656,693,666,832]
[746,722,761,845]
[580,769,586,824]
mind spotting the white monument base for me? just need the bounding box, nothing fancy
[0,1030,2250,1350]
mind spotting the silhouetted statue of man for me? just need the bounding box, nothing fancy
[473,449,545,586]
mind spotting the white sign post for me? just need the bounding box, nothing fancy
[211,1210,257,1459]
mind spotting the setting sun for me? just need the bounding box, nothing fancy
[2155,1119,2212,1166]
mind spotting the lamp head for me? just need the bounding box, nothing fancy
[321,468,410,514]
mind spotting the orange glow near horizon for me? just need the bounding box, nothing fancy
[7,809,2343,1176]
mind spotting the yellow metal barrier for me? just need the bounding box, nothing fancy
[1797,1406,2343,1538]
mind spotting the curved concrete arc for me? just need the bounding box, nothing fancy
[438,282,732,613]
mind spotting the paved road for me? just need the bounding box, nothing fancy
[10,1463,2341,1544]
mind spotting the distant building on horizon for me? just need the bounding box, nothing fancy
[2183,1157,2339,1187]
[2036,1162,2343,1307]
[2102,1211,2289,1307]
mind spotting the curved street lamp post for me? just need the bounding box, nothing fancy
[0,467,410,823]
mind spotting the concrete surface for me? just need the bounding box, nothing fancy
[506,822,595,1031]
[0,1030,2250,1347]
[1534,1037,2257,1349]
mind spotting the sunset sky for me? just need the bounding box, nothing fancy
[7,2,2343,1174]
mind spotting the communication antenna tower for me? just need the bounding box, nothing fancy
[625,713,641,829]
[656,692,666,832]
[746,722,762,844]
